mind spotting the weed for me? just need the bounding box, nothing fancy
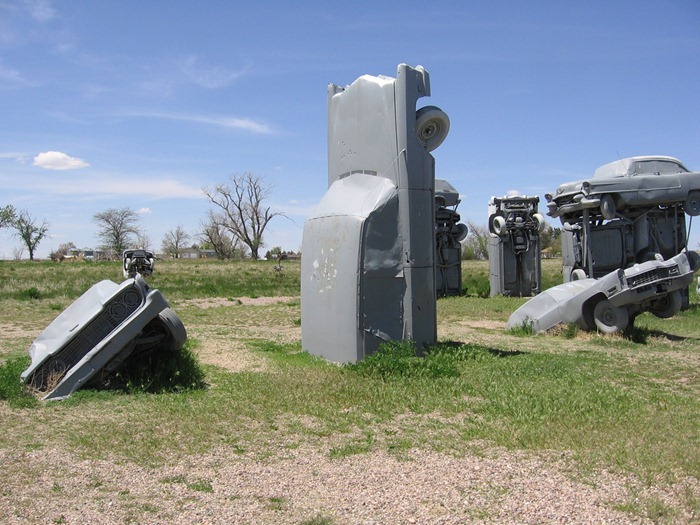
[562,323,579,339]
[19,287,41,300]
[187,479,213,493]
[0,354,38,408]
[507,318,535,336]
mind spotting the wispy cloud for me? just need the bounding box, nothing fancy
[0,58,29,85]
[1,170,204,200]
[23,0,56,22]
[125,111,274,134]
[0,152,29,163]
[33,151,89,170]
[179,55,249,89]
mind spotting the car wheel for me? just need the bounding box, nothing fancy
[600,194,616,220]
[415,106,450,152]
[571,269,587,281]
[454,222,469,242]
[532,213,545,231]
[491,215,507,236]
[683,191,700,216]
[158,308,188,350]
[649,290,682,319]
[593,299,628,334]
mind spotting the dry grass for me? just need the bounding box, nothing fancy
[1,258,699,523]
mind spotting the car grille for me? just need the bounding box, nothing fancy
[29,287,143,390]
[626,265,679,289]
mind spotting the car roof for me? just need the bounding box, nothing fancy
[593,156,687,178]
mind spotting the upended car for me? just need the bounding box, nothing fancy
[21,274,186,401]
[123,249,155,278]
[507,251,699,334]
[545,156,700,223]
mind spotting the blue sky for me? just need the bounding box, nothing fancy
[1,0,699,259]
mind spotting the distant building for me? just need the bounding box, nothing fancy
[178,248,219,259]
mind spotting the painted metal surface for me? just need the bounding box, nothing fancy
[302,64,448,363]
[21,275,186,400]
[487,194,543,297]
[508,251,699,333]
[545,156,700,221]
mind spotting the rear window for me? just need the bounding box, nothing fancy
[634,160,687,175]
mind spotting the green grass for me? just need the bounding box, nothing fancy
[0,258,301,303]
[0,353,39,408]
[3,337,696,484]
[0,257,699,522]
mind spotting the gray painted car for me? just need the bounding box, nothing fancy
[21,274,186,400]
[545,156,700,222]
[123,249,155,278]
[507,251,699,334]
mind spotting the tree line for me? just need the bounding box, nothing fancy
[1,173,282,261]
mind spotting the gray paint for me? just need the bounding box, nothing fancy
[561,203,687,282]
[487,195,542,297]
[508,251,698,333]
[21,275,186,400]
[302,64,447,363]
[435,178,465,297]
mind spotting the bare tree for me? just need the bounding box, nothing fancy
[461,221,490,261]
[12,209,49,261]
[1,205,16,228]
[162,225,191,259]
[57,241,77,255]
[198,211,244,260]
[135,230,152,251]
[93,207,141,255]
[203,173,282,260]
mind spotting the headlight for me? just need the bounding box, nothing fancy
[581,181,590,194]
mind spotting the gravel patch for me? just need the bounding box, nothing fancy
[4,445,696,524]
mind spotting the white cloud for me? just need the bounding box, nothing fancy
[179,55,249,89]
[124,111,274,134]
[136,207,152,215]
[33,151,89,170]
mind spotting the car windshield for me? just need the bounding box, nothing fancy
[634,160,687,175]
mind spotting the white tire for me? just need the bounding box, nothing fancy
[415,106,450,152]
[593,299,628,334]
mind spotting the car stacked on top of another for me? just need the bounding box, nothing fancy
[545,156,700,224]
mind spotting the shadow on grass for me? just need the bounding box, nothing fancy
[623,324,697,344]
[437,340,527,358]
